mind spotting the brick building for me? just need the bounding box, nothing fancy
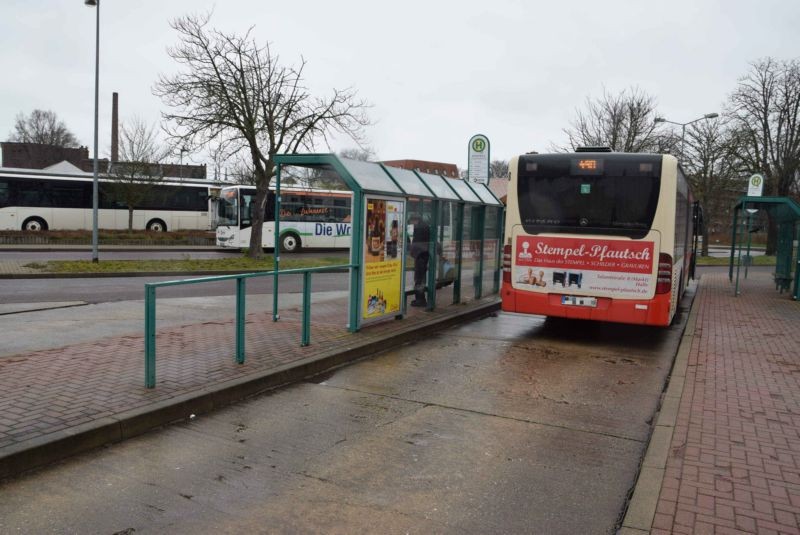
[0,142,94,171]
[0,141,206,179]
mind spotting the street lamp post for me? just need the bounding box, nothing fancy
[654,112,719,161]
[85,0,100,263]
[179,147,187,179]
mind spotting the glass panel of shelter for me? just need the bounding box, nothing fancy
[456,204,477,302]
[416,172,465,305]
[483,206,502,294]
[406,196,464,306]
[405,198,433,304]
[338,158,403,195]
[380,165,432,199]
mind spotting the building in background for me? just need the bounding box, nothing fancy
[487,177,509,204]
[2,92,205,179]
[0,142,206,179]
[0,142,94,171]
[381,159,459,178]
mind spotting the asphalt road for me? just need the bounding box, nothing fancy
[0,249,352,304]
[0,272,352,304]
[0,248,349,261]
[0,249,243,261]
[0,304,688,534]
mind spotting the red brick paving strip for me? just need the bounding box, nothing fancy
[654,272,800,535]
[0,287,493,451]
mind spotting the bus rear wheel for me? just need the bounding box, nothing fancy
[22,217,48,231]
[146,219,167,232]
[280,232,301,253]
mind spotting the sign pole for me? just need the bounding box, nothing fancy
[743,173,764,282]
[745,211,753,279]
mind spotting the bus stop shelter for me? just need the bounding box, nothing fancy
[272,154,504,332]
[729,196,800,300]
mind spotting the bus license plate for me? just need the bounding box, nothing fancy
[561,296,597,307]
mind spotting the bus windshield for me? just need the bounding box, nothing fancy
[217,187,273,229]
[217,188,240,227]
[517,154,661,239]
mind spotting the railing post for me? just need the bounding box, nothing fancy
[236,277,246,364]
[144,284,156,388]
[302,271,312,346]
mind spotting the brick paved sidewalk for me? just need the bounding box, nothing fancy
[0,287,498,479]
[653,271,800,534]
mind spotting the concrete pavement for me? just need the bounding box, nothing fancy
[0,271,499,480]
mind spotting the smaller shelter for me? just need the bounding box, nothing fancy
[729,196,800,300]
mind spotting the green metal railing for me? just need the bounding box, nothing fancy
[143,264,354,388]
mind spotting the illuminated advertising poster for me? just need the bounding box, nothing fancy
[513,236,656,297]
[362,197,405,322]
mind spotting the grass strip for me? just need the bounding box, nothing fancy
[24,256,348,274]
[696,255,775,266]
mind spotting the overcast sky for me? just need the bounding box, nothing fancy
[2,0,798,172]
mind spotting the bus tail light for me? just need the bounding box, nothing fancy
[656,253,673,294]
[502,244,512,283]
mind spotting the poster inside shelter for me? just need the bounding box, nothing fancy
[362,197,405,320]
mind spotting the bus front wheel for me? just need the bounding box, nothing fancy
[280,232,301,253]
[146,219,167,232]
[22,217,48,231]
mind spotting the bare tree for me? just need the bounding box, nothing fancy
[561,87,671,153]
[338,147,376,162]
[727,57,800,252]
[682,118,745,255]
[490,159,509,178]
[728,58,800,196]
[225,154,259,186]
[10,109,80,147]
[106,117,170,231]
[154,12,370,258]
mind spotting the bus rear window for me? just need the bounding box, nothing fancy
[517,154,661,239]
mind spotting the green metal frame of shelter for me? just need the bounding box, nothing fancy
[142,154,503,388]
[728,196,800,300]
[273,154,505,332]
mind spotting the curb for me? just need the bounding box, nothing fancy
[0,299,500,481]
[0,246,220,252]
[0,301,88,316]
[0,270,290,280]
[619,282,701,533]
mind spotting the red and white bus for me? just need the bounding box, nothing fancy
[501,149,695,326]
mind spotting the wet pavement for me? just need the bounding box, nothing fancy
[3,264,795,533]
[0,293,690,534]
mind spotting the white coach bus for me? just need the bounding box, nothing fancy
[0,167,218,232]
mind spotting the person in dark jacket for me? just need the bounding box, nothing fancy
[408,214,430,307]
